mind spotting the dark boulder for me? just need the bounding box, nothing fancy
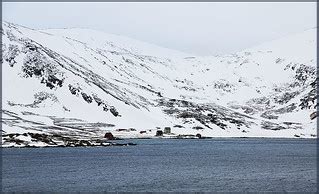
[310,112,317,120]
[110,106,119,117]
[103,105,109,112]
[68,84,80,95]
[81,92,93,103]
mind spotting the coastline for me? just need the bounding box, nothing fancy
[2,135,316,148]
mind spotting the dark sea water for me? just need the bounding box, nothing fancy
[1,138,317,192]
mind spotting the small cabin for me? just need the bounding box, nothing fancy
[164,127,171,134]
[156,130,163,136]
[104,132,115,140]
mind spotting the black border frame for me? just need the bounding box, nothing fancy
[0,1,318,193]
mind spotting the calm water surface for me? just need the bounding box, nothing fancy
[2,138,317,192]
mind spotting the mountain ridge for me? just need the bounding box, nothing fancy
[1,21,317,147]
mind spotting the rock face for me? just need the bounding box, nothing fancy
[1,21,317,147]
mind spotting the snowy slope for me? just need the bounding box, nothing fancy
[1,22,317,147]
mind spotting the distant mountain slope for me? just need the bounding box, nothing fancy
[1,22,317,147]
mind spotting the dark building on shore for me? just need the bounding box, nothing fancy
[156,130,163,136]
[104,132,115,140]
[164,127,171,134]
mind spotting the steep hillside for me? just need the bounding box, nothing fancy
[1,22,317,147]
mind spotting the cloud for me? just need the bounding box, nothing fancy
[3,2,316,56]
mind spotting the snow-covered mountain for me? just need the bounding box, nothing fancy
[1,22,317,147]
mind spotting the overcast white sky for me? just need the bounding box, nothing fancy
[3,2,317,56]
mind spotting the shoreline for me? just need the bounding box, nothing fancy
[2,136,316,148]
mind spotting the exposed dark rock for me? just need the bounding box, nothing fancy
[139,85,162,97]
[69,84,80,95]
[110,106,119,117]
[178,111,194,119]
[274,91,299,105]
[8,92,59,108]
[274,103,297,114]
[159,98,253,131]
[310,112,317,120]
[193,126,204,130]
[4,44,20,67]
[299,79,317,110]
[294,64,316,84]
[25,41,38,51]
[92,95,103,106]
[260,112,279,120]
[103,105,109,112]
[164,108,180,115]
[261,121,285,131]
[22,50,64,89]
[213,80,235,93]
[28,132,57,145]
[81,92,93,103]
